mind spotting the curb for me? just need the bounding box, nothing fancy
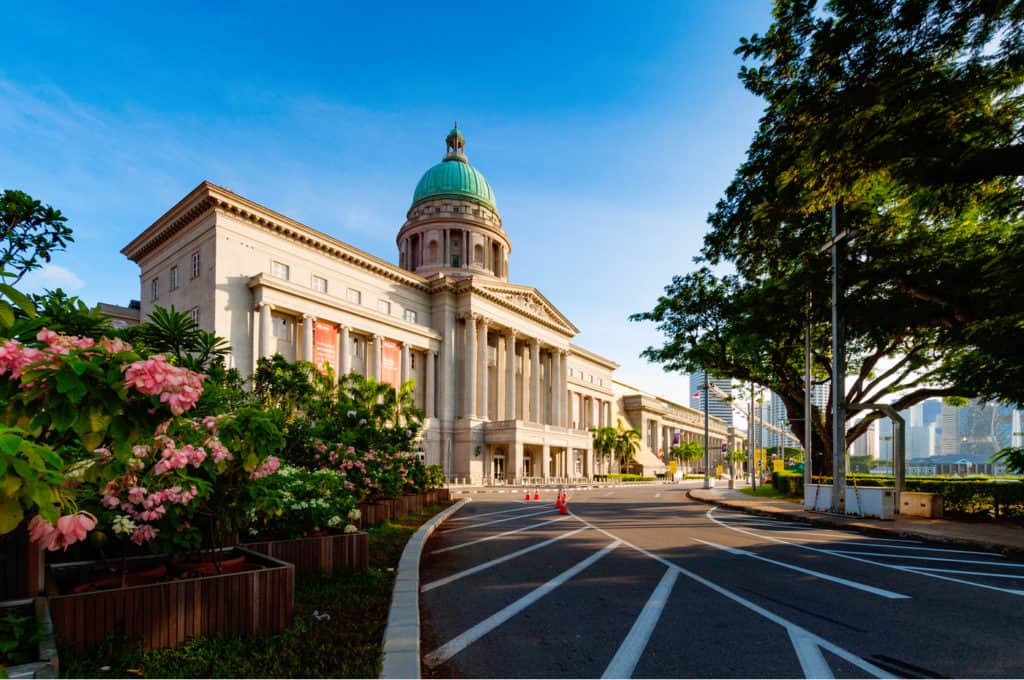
[381,498,470,680]
[686,489,1024,557]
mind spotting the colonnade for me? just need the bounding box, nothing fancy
[460,312,569,425]
[256,301,437,417]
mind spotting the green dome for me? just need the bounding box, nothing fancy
[411,159,496,212]
[411,126,496,212]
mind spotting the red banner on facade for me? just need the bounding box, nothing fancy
[313,321,338,374]
[381,339,401,389]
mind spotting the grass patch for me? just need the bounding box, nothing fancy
[61,502,452,678]
[738,485,798,500]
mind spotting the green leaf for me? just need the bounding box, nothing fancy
[2,474,22,498]
[0,496,23,535]
[0,283,35,317]
[0,301,13,329]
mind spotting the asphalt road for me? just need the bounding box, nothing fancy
[419,483,1024,678]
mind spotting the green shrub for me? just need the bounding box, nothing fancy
[771,470,803,497]
[606,473,654,482]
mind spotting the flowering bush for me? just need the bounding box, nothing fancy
[247,465,357,540]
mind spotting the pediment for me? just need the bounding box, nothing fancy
[474,283,579,336]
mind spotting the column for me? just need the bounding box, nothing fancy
[477,316,489,420]
[258,302,273,359]
[464,313,477,417]
[372,334,382,381]
[542,444,551,480]
[339,325,351,375]
[505,330,517,420]
[530,338,540,423]
[560,350,569,428]
[302,314,314,363]
[585,446,594,480]
[512,442,524,481]
[496,335,506,419]
[590,398,598,430]
[400,342,411,386]
[551,350,562,427]
[425,350,436,418]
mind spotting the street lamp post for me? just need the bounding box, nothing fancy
[703,371,711,489]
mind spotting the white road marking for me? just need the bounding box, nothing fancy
[654,493,662,499]
[772,532,923,544]
[431,517,568,555]
[423,540,622,668]
[908,566,1024,579]
[571,512,889,679]
[788,628,833,679]
[422,527,589,591]
[601,568,679,679]
[447,505,548,522]
[827,550,1020,567]
[708,508,1024,597]
[440,508,555,533]
[691,538,909,599]
[822,543,1002,557]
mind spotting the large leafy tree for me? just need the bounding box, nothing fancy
[634,0,1023,473]
[0,190,74,284]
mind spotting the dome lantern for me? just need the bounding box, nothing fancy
[445,123,466,161]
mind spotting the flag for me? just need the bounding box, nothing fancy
[693,391,701,399]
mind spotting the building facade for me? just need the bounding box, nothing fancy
[121,127,740,483]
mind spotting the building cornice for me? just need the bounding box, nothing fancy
[461,278,580,337]
[122,181,431,291]
[568,343,620,371]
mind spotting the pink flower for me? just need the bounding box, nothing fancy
[101,494,121,509]
[132,445,150,458]
[52,512,97,550]
[206,438,232,463]
[99,336,132,353]
[127,487,147,504]
[249,455,280,479]
[28,515,58,551]
[123,356,205,415]
[130,524,159,545]
[0,340,46,379]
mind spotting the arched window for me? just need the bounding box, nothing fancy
[491,243,501,276]
[428,239,439,264]
[474,243,484,265]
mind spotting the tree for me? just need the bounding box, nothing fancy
[0,190,73,284]
[590,425,617,474]
[671,439,704,475]
[129,305,231,371]
[633,0,1024,474]
[612,419,642,473]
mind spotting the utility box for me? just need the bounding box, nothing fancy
[900,491,943,518]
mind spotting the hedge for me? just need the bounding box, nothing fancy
[776,471,1024,519]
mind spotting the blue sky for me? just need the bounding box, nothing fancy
[1,1,772,405]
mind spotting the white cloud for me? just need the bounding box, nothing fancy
[20,264,84,294]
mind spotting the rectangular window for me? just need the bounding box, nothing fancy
[272,316,292,340]
[451,255,461,267]
[312,275,328,293]
[189,307,200,324]
[170,267,179,291]
[151,277,159,300]
[404,309,417,323]
[191,252,201,279]
[346,288,362,305]
[378,300,391,315]
[271,261,290,280]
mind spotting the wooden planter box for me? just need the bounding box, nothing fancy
[356,502,392,526]
[47,547,293,654]
[1,597,59,679]
[0,523,44,600]
[437,488,451,502]
[245,532,369,575]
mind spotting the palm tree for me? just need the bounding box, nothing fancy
[590,425,617,475]
[672,439,704,476]
[612,419,642,474]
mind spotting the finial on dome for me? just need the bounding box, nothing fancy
[445,123,467,162]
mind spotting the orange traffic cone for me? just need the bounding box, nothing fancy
[559,491,569,515]
[554,489,563,509]
[525,489,532,501]
[533,490,540,501]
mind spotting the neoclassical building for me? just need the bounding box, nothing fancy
[121,127,741,482]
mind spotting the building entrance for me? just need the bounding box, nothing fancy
[492,454,505,480]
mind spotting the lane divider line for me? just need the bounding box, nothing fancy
[601,567,679,679]
[422,527,589,592]
[826,550,1022,567]
[570,511,889,679]
[430,517,568,555]
[439,508,555,534]
[691,538,909,600]
[908,566,1024,579]
[446,505,550,522]
[707,507,1024,597]
[423,540,622,668]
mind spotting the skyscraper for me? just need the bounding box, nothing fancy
[689,370,734,425]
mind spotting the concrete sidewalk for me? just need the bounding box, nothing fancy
[689,486,1024,556]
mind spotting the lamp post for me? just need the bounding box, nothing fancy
[703,371,711,489]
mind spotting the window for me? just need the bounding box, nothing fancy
[170,267,179,290]
[191,252,201,279]
[451,255,461,267]
[189,307,200,324]
[589,375,594,384]
[272,316,292,340]
[378,300,391,315]
[151,277,159,301]
[312,276,327,293]
[404,309,417,323]
[271,261,290,280]
[346,288,361,305]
